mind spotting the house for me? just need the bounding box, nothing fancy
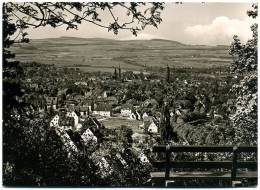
[106,96,118,105]
[142,112,149,119]
[46,96,58,110]
[125,98,138,106]
[84,91,93,98]
[50,114,59,127]
[131,147,150,164]
[129,112,136,120]
[129,110,141,120]
[54,127,78,157]
[38,106,45,113]
[26,78,32,82]
[142,117,159,134]
[30,83,38,90]
[103,91,108,98]
[50,111,82,131]
[115,153,128,167]
[89,77,96,81]
[170,110,175,117]
[139,153,150,164]
[175,109,185,124]
[80,118,103,143]
[79,106,89,117]
[97,157,112,177]
[121,104,133,117]
[58,115,74,131]
[75,81,88,86]
[81,100,93,111]
[65,99,78,109]
[143,71,150,76]
[81,128,98,144]
[143,98,158,108]
[82,117,102,130]
[136,111,141,120]
[50,113,80,156]
[91,154,113,178]
[74,95,84,102]
[93,103,111,117]
[121,108,132,117]
[66,111,79,127]
[133,71,141,75]
[66,130,85,151]
[57,88,68,96]
[147,120,159,133]
[99,157,110,171]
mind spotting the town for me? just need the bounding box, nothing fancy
[6,60,236,185]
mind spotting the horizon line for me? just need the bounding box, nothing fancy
[28,36,231,46]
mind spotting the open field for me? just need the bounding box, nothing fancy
[100,117,143,133]
[11,37,232,72]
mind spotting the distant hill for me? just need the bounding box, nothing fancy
[11,37,232,73]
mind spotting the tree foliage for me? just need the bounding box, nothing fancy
[4,2,164,38]
[229,4,257,145]
[160,103,178,143]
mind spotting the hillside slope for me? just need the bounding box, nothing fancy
[11,37,232,72]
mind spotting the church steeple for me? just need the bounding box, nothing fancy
[114,67,118,80]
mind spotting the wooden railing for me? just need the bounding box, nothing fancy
[151,145,257,187]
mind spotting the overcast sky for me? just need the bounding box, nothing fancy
[26,3,254,45]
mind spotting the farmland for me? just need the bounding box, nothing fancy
[11,37,232,73]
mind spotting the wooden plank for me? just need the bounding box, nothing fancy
[153,146,233,153]
[153,145,167,152]
[237,161,257,169]
[236,171,258,178]
[170,146,234,153]
[165,149,170,180]
[153,161,233,169]
[152,161,257,169]
[151,171,257,180]
[153,146,257,153]
[231,146,238,180]
[237,146,257,153]
[151,171,231,179]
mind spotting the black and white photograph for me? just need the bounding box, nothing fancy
[2,0,258,187]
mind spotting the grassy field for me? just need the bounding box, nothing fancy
[100,116,143,133]
[11,37,232,72]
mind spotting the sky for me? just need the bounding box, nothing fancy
[25,3,255,45]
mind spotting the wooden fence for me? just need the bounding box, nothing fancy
[151,145,257,187]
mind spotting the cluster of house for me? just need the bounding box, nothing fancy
[49,109,103,157]
[90,146,151,178]
[49,108,151,178]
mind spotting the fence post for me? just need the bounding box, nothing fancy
[231,146,238,186]
[165,145,170,181]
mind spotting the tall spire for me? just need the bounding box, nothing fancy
[114,67,118,80]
